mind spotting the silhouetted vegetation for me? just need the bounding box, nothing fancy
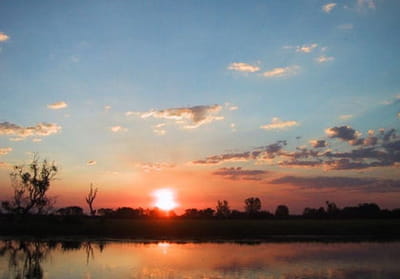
[1,155,57,215]
[85,183,98,217]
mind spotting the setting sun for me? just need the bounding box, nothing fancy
[153,188,178,211]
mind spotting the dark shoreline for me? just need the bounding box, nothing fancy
[1,217,400,242]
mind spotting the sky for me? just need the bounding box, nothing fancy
[0,0,399,214]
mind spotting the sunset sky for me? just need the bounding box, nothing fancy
[0,0,399,214]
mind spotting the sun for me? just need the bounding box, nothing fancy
[153,188,178,211]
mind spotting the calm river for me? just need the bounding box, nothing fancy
[1,240,399,279]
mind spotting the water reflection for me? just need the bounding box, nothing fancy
[0,240,400,279]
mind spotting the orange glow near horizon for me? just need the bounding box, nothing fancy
[152,188,178,211]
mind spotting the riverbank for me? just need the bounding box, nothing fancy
[1,217,400,241]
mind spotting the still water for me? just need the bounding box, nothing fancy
[1,240,399,279]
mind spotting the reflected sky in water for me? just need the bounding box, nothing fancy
[1,240,400,279]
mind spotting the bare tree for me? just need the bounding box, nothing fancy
[1,155,57,215]
[85,184,98,216]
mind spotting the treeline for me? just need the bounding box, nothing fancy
[10,199,398,220]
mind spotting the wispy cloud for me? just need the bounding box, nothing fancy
[270,175,400,193]
[227,62,260,73]
[110,126,128,133]
[260,117,299,130]
[339,114,353,120]
[296,44,318,53]
[0,122,61,140]
[322,3,337,13]
[137,162,175,172]
[263,65,300,78]
[338,23,354,30]
[357,0,376,10]
[0,147,12,155]
[130,105,224,129]
[0,32,9,42]
[47,101,68,110]
[104,105,112,112]
[87,160,96,166]
[213,167,268,181]
[315,55,334,63]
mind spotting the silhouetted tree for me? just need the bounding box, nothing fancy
[216,200,231,218]
[85,183,98,216]
[244,197,262,216]
[56,206,84,216]
[199,208,215,218]
[1,155,57,215]
[303,207,326,218]
[97,208,115,217]
[326,201,339,217]
[275,205,289,217]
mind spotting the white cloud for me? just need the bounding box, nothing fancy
[104,105,112,112]
[322,3,337,13]
[338,23,354,30]
[0,147,12,155]
[227,62,260,73]
[32,138,42,143]
[263,65,300,78]
[137,105,224,129]
[0,122,61,140]
[111,126,128,133]
[47,101,68,110]
[230,123,237,132]
[153,129,166,135]
[225,102,239,111]
[87,160,96,166]
[296,44,318,53]
[0,32,9,42]
[339,114,353,120]
[315,55,335,63]
[260,117,299,130]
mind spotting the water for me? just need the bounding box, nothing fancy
[1,240,400,279]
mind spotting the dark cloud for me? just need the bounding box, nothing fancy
[0,121,61,140]
[213,167,268,181]
[310,139,327,148]
[325,126,359,141]
[270,175,400,192]
[192,152,251,165]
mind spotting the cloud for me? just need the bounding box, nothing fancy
[212,167,268,181]
[262,65,300,78]
[270,175,400,193]
[227,62,260,73]
[338,23,354,30]
[357,0,376,10]
[0,122,61,140]
[296,44,318,53]
[309,140,327,148]
[137,162,175,172]
[87,160,96,166]
[225,103,239,111]
[315,55,335,63]
[0,147,12,155]
[47,101,68,110]
[104,105,112,112]
[260,117,299,130]
[0,32,9,42]
[135,105,224,129]
[0,162,10,168]
[339,114,353,120]
[325,126,360,141]
[322,3,337,13]
[110,126,128,133]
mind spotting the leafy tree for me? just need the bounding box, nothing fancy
[244,197,261,216]
[1,155,57,215]
[85,183,98,216]
[97,208,115,217]
[215,200,231,218]
[275,205,289,217]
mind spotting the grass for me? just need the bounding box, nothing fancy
[1,216,400,241]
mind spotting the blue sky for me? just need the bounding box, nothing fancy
[0,0,399,212]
